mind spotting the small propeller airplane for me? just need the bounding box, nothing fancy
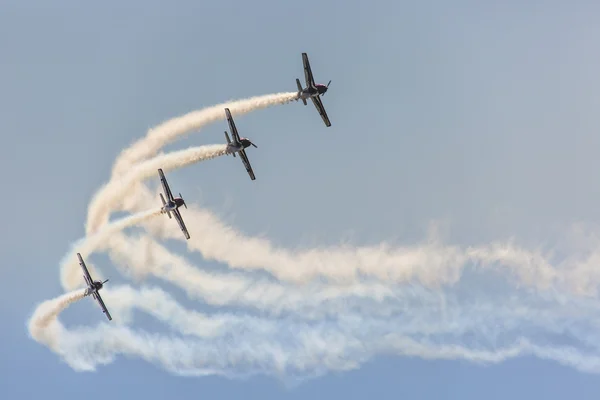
[78,252,112,321]
[295,52,332,127]
[157,168,191,240]
[223,107,258,181]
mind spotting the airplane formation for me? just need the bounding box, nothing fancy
[77,52,332,321]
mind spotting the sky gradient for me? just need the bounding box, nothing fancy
[4,1,600,399]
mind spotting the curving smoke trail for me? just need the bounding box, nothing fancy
[74,178,600,379]
[29,276,600,379]
[28,289,87,352]
[85,144,227,239]
[110,92,299,181]
[61,207,164,290]
[122,184,561,292]
[104,231,413,319]
[87,91,298,236]
[28,89,600,382]
[35,174,600,380]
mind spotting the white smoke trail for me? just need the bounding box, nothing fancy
[61,207,164,290]
[29,92,301,371]
[28,278,600,379]
[77,179,600,378]
[103,231,408,319]
[28,289,86,352]
[29,87,600,382]
[85,172,558,296]
[94,181,565,297]
[122,184,560,292]
[34,172,600,380]
[76,170,600,379]
[111,92,298,178]
[86,144,227,237]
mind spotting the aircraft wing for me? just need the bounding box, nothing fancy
[158,168,174,201]
[94,291,113,321]
[225,108,241,142]
[238,149,256,181]
[173,208,191,240]
[310,96,332,127]
[77,253,94,287]
[302,53,315,88]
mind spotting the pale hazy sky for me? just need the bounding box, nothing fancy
[4,1,600,399]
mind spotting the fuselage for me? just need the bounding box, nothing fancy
[84,281,104,296]
[299,84,328,99]
[162,197,184,212]
[227,138,252,153]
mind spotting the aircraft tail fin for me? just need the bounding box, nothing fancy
[296,79,307,105]
[225,131,236,157]
[159,193,172,218]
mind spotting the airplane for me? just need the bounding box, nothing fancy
[295,52,332,127]
[78,252,112,321]
[157,168,191,240]
[223,107,258,181]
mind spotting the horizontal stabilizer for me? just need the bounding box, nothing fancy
[296,78,307,105]
[225,131,236,157]
[159,193,172,218]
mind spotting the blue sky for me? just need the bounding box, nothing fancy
[4,0,600,398]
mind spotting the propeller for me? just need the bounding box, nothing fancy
[250,141,258,148]
[179,193,187,209]
[323,80,332,96]
[102,279,109,284]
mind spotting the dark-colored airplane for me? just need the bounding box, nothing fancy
[295,52,332,127]
[158,168,191,240]
[223,107,258,181]
[78,252,112,321]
